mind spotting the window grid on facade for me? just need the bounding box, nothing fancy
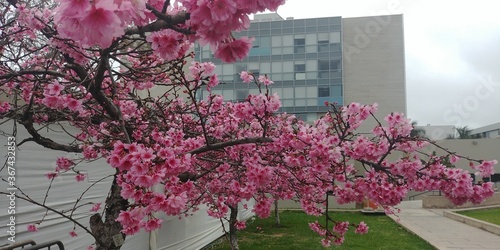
[194,15,344,120]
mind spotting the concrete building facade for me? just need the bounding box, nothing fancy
[195,13,406,128]
[471,122,500,139]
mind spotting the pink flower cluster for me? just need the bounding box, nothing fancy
[180,0,284,62]
[55,0,124,48]
[0,101,10,114]
[146,29,192,61]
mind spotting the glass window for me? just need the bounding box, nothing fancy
[260,22,270,29]
[283,87,294,98]
[235,89,248,100]
[294,38,305,45]
[318,40,329,52]
[318,60,329,71]
[282,20,293,28]
[271,36,282,47]
[214,66,222,76]
[282,99,294,107]
[306,72,317,80]
[318,71,329,79]
[332,85,342,96]
[249,88,260,95]
[295,73,306,80]
[248,62,259,71]
[283,35,293,46]
[306,33,317,45]
[330,59,341,70]
[318,86,330,97]
[260,36,271,48]
[294,46,305,53]
[306,45,316,53]
[307,86,317,98]
[283,61,293,72]
[306,60,317,71]
[272,47,282,55]
[252,37,260,48]
[223,64,233,75]
[306,113,317,122]
[235,64,247,74]
[330,32,341,43]
[318,26,329,32]
[294,64,305,72]
[293,19,305,27]
[283,47,293,54]
[284,73,295,81]
[282,28,294,34]
[295,87,306,98]
[293,27,305,33]
[272,87,283,98]
[273,73,283,81]
[295,99,306,106]
[222,90,234,100]
[307,98,316,106]
[272,62,282,73]
[318,59,341,70]
[318,33,329,41]
[306,18,317,27]
[260,62,271,74]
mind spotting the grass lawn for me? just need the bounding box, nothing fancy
[456,207,500,226]
[208,210,435,250]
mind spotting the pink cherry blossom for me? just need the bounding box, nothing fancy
[56,157,74,171]
[240,71,253,83]
[90,203,101,212]
[355,222,369,234]
[27,224,38,232]
[75,173,86,182]
[214,37,254,62]
[69,230,78,237]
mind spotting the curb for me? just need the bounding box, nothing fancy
[443,206,500,236]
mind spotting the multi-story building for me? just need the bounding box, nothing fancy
[471,122,500,139]
[195,13,406,129]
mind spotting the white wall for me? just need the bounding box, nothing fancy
[342,14,406,132]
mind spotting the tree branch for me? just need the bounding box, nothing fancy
[124,11,190,36]
[0,70,65,80]
[19,119,82,153]
[188,137,274,155]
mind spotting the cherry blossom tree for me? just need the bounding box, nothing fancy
[0,1,496,250]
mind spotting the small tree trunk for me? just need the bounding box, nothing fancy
[228,205,239,250]
[90,171,129,250]
[274,200,280,226]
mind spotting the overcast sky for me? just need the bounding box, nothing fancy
[272,0,500,128]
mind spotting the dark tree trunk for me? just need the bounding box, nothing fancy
[274,200,280,226]
[228,205,239,250]
[90,172,129,250]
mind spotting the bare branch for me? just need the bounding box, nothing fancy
[188,137,274,155]
[19,119,82,153]
[0,70,65,80]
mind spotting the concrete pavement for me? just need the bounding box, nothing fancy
[388,200,500,250]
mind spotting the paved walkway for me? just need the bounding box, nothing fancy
[388,200,500,250]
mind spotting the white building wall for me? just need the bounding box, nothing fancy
[342,14,406,132]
